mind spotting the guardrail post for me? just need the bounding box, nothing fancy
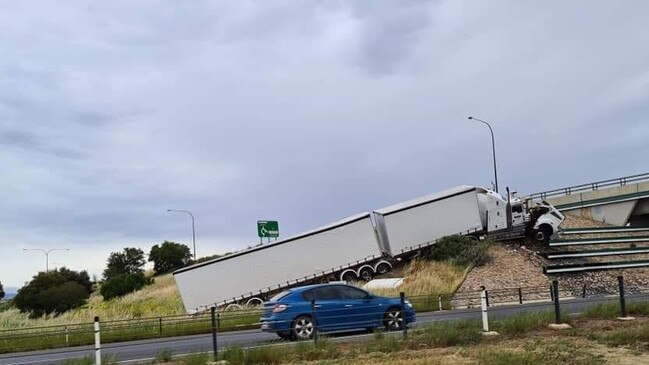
[480,286,490,333]
[552,280,561,324]
[400,292,408,338]
[618,276,627,318]
[211,307,218,362]
[518,288,523,304]
[94,316,101,365]
[311,299,319,343]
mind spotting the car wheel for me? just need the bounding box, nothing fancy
[383,307,404,331]
[292,315,315,340]
[358,266,374,281]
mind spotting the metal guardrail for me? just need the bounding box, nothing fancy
[561,226,649,235]
[529,172,649,200]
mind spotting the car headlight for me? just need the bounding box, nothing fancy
[404,300,413,309]
[272,304,288,313]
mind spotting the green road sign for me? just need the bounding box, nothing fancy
[257,220,279,238]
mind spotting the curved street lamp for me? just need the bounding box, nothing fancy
[468,116,499,193]
[22,248,70,272]
[167,209,196,260]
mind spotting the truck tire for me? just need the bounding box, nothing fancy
[246,297,264,307]
[292,315,315,340]
[535,224,553,243]
[374,261,392,276]
[357,266,374,281]
[340,269,357,282]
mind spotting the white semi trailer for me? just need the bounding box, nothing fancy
[173,185,564,313]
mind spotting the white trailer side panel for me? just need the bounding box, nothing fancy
[375,186,483,256]
[173,213,382,313]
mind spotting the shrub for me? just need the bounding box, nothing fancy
[13,271,91,317]
[100,273,151,300]
[427,235,490,267]
[152,348,174,363]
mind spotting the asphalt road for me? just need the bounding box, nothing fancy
[0,295,637,365]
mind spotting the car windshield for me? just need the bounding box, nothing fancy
[269,290,291,302]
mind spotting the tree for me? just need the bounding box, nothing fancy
[103,247,145,281]
[57,267,93,293]
[13,270,90,317]
[100,273,151,300]
[149,241,193,275]
[0,280,5,300]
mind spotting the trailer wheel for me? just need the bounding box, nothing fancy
[224,303,243,311]
[246,297,264,307]
[340,270,357,282]
[358,266,374,281]
[374,261,392,276]
[535,224,553,243]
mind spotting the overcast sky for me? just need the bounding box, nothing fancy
[1,1,648,288]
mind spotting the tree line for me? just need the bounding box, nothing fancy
[8,241,195,318]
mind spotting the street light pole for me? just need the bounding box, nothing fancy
[468,116,499,193]
[167,209,197,260]
[22,248,70,272]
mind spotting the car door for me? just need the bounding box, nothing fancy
[337,286,380,329]
[307,286,346,332]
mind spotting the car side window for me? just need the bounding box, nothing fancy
[314,286,340,300]
[337,286,369,300]
[302,289,316,301]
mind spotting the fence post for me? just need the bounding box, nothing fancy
[552,280,561,324]
[550,284,555,302]
[480,286,490,333]
[211,307,218,362]
[485,290,490,307]
[311,299,319,343]
[65,326,69,347]
[94,316,101,365]
[438,295,443,311]
[400,292,408,338]
[159,317,162,334]
[582,283,587,298]
[618,276,627,318]
[518,288,523,304]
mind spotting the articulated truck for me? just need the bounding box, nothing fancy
[173,185,564,313]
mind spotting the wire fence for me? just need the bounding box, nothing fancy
[1,275,648,361]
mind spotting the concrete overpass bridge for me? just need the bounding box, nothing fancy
[530,172,649,227]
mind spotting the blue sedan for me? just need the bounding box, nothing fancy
[260,283,416,340]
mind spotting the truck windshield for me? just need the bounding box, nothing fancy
[269,290,291,302]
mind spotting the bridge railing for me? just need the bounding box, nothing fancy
[529,172,649,200]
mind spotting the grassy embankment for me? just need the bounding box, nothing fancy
[63,302,649,365]
[0,258,469,353]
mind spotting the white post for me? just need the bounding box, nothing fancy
[480,287,489,332]
[438,295,443,311]
[65,326,69,346]
[94,316,101,365]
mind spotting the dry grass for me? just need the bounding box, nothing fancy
[0,274,183,329]
[366,259,470,298]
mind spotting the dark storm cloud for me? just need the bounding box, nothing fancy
[1,1,649,286]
